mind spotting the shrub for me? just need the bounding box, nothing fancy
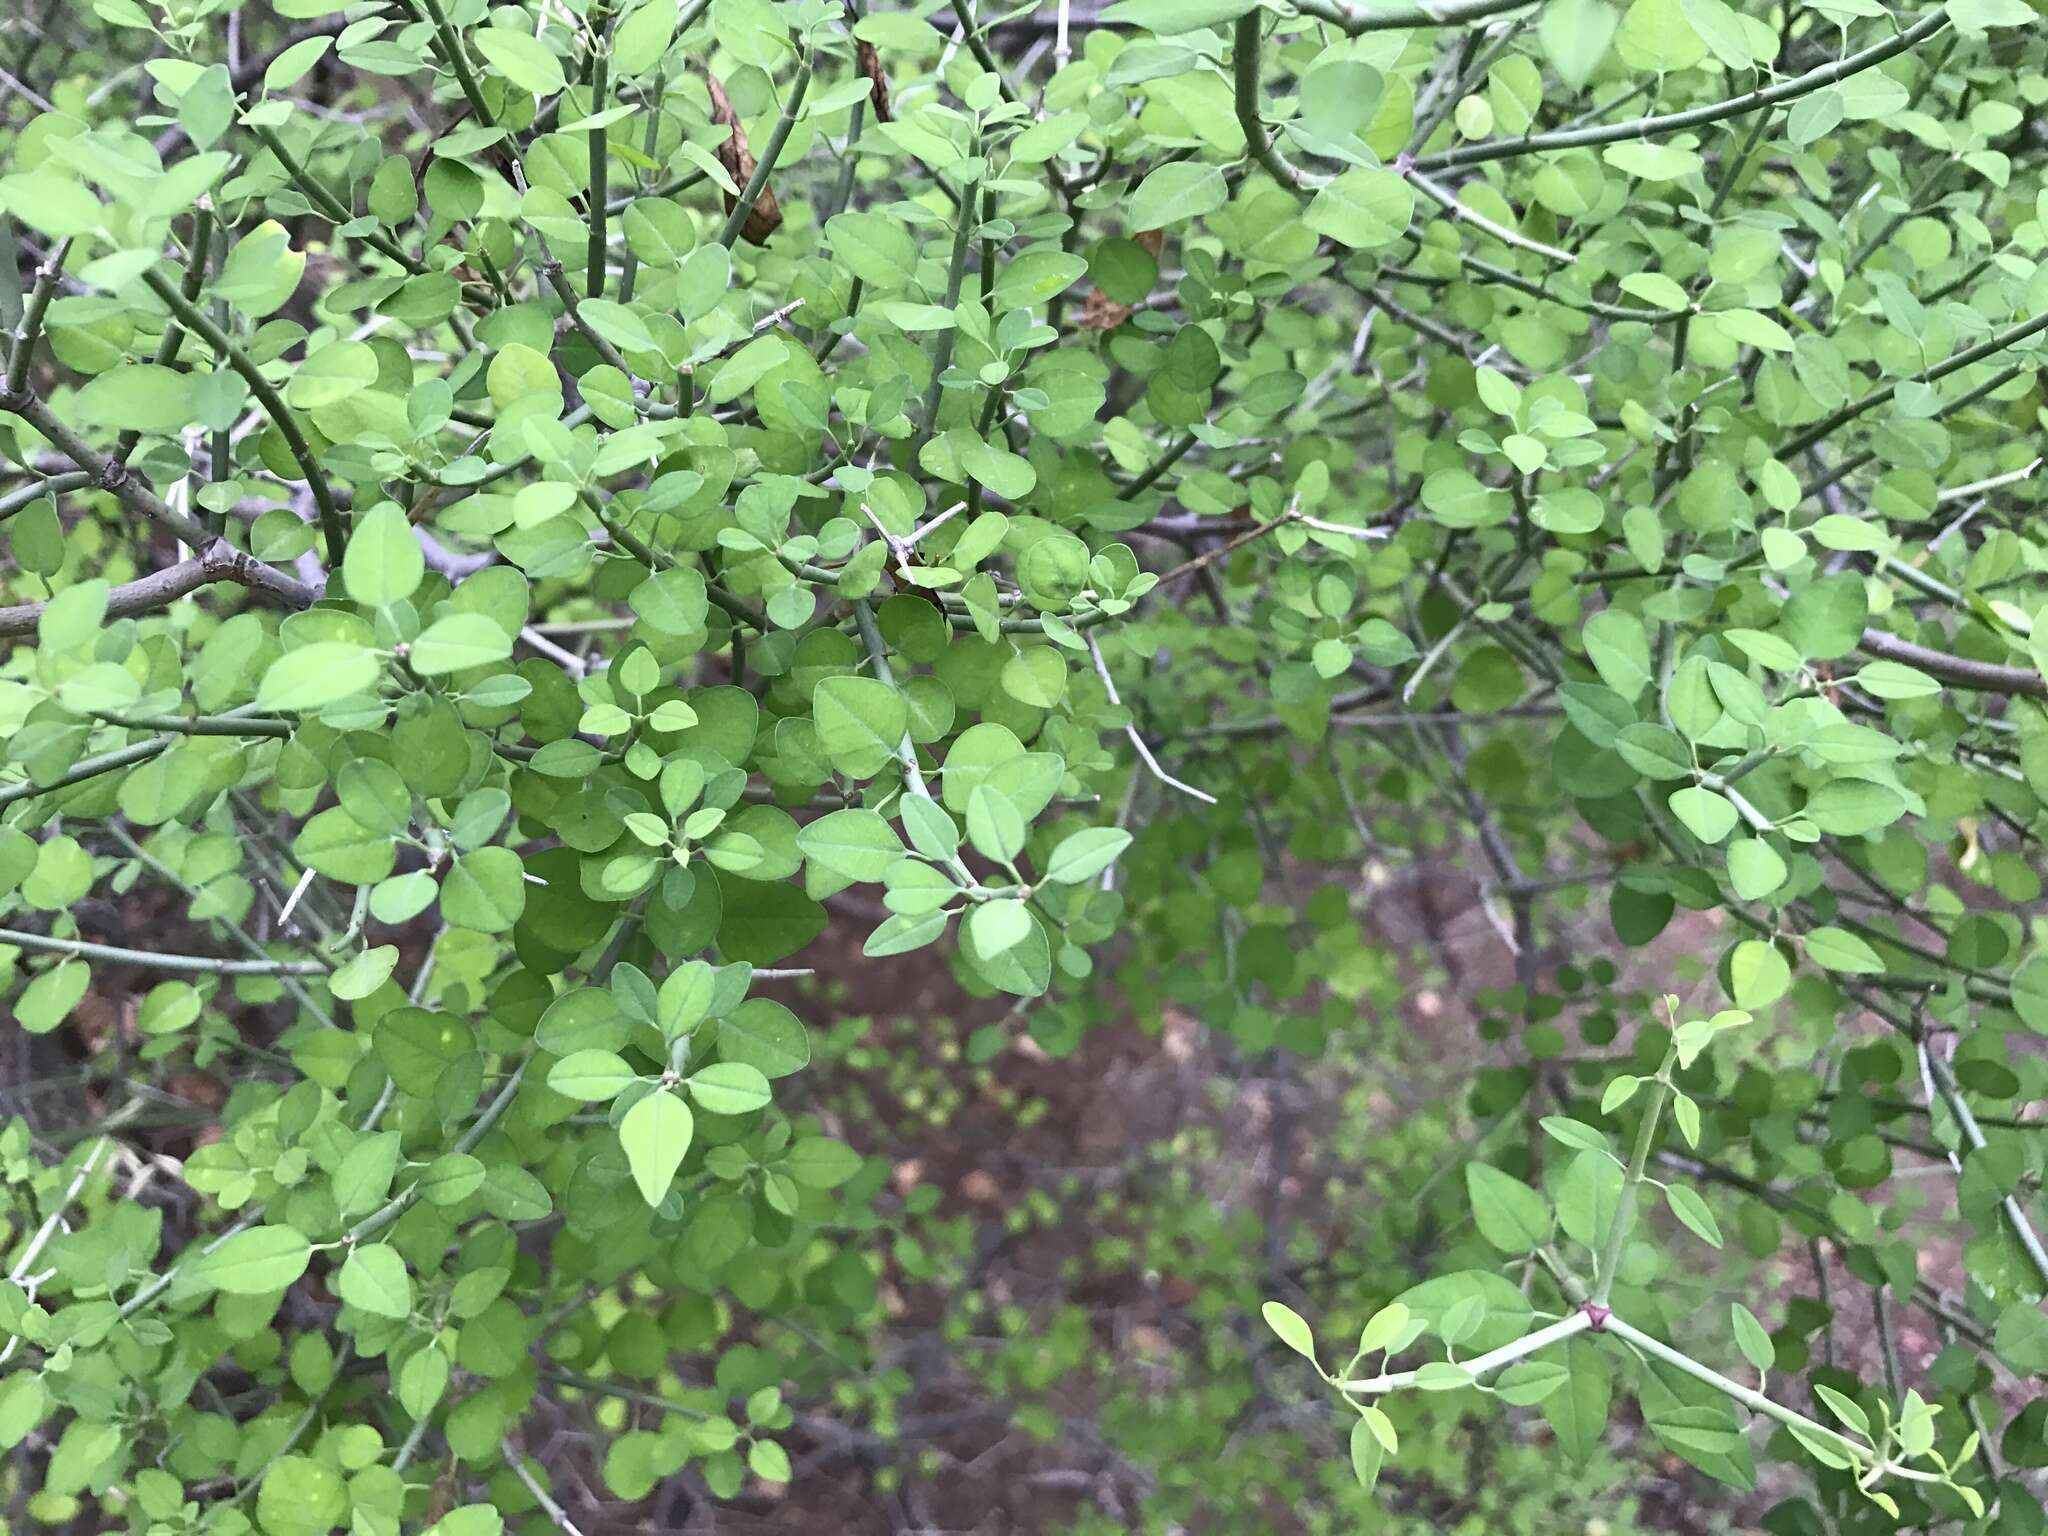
[2,0,2046,1531]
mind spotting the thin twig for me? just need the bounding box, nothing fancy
[0,926,331,975]
[1088,635,1216,805]
[501,1438,589,1536]
[1405,168,1574,264]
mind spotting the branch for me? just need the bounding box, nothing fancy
[1592,1031,1677,1305]
[114,210,213,468]
[1295,0,1539,33]
[0,470,92,520]
[7,1138,108,1282]
[1856,628,2045,700]
[1405,168,1574,264]
[1921,1048,2048,1290]
[250,123,426,276]
[5,235,69,396]
[0,389,215,547]
[407,0,498,128]
[538,256,638,379]
[139,267,348,565]
[1149,509,1300,594]
[1115,431,1198,500]
[500,1440,589,1536]
[0,925,330,975]
[0,735,172,810]
[1598,1313,1875,1470]
[1415,12,1948,173]
[585,6,613,300]
[1339,1310,1591,1393]
[913,140,978,448]
[343,1056,532,1242]
[1087,634,1217,805]
[0,538,317,637]
[1782,306,2048,461]
[1234,15,1310,194]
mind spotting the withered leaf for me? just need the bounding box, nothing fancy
[857,40,892,124]
[706,70,783,245]
[1080,288,1132,330]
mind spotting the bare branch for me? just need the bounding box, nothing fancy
[1857,628,2046,700]
[0,539,318,637]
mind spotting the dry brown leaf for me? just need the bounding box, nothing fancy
[706,71,783,245]
[857,39,892,122]
[1080,287,1132,330]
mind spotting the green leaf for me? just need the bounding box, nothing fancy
[960,436,1036,499]
[18,961,89,1034]
[1730,1303,1774,1372]
[1348,1414,1384,1491]
[630,567,709,636]
[1128,162,1228,232]
[344,501,424,607]
[424,1507,504,1536]
[1726,838,1787,901]
[811,675,908,779]
[1664,1183,1722,1248]
[256,1457,346,1536]
[419,1152,484,1205]
[264,35,334,91]
[619,1089,693,1206]
[785,1137,862,1189]
[1542,1341,1611,1465]
[439,846,526,932]
[1043,827,1132,885]
[1802,926,1885,974]
[1541,1116,1612,1155]
[967,897,1032,957]
[966,785,1026,863]
[547,1049,640,1101]
[1583,609,1652,700]
[2011,950,2048,1032]
[686,1061,773,1116]
[1495,1359,1570,1406]
[189,1225,312,1295]
[329,944,398,1001]
[1669,786,1738,845]
[335,1243,412,1319]
[1465,1163,1553,1253]
[1613,723,1691,781]
[1304,169,1414,250]
[1356,1302,1410,1355]
[0,1372,49,1450]
[612,0,679,73]
[1729,938,1790,1008]
[487,342,561,407]
[1260,1301,1319,1367]
[259,643,380,711]
[286,339,378,409]
[71,365,198,435]
[409,613,514,675]
[718,998,810,1078]
[1539,0,1617,88]
[797,808,902,882]
[471,27,567,96]
[1993,1300,2048,1374]
[1947,0,2036,31]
